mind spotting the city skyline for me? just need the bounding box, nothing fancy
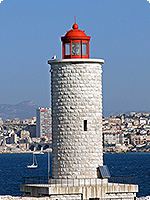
[0,0,150,115]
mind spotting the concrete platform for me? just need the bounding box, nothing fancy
[21,179,138,200]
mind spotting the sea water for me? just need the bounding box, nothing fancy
[104,152,150,197]
[0,152,149,197]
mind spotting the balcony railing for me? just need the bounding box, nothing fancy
[108,176,136,184]
[22,176,136,187]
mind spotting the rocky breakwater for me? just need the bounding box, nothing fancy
[0,195,150,200]
[137,197,150,200]
[103,143,150,154]
[0,195,80,200]
[0,196,51,200]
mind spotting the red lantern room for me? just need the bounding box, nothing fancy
[61,23,91,59]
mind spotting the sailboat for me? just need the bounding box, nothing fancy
[27,153,38,168]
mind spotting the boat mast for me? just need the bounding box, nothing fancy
[48,150,50,180]
[33,154,34,165]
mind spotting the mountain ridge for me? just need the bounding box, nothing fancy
[0,100,38,121]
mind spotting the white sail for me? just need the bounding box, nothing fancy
[27,154,38,169]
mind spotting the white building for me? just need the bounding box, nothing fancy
[103,131,124,146]
[36,107,52,138]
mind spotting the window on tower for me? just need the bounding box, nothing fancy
[65,43,71,55]
[84,120,87,131]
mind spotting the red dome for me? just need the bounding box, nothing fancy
[61,23,91,59]
[61,23,90,40]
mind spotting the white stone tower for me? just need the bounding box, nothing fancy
[48,23,104,179]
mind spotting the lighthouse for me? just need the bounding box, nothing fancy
[48,22,104,179]
[21,22,138,200]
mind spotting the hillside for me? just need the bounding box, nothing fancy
[0,100,38,121]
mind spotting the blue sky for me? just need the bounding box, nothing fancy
[0,0,150,115]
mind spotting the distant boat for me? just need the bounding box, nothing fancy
[27,154,38,169]
[33,151,44,155]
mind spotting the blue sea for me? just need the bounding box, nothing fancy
[0,152,149,197]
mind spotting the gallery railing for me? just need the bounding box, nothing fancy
[108,176,136,184]
[22,176,136,186]
[22,176,48,184]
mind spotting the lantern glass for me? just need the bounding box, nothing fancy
[72,43,81,55]
[82,43,88,55]
[65,43,71,55]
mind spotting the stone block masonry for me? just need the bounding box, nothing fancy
[49,59,104,179]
